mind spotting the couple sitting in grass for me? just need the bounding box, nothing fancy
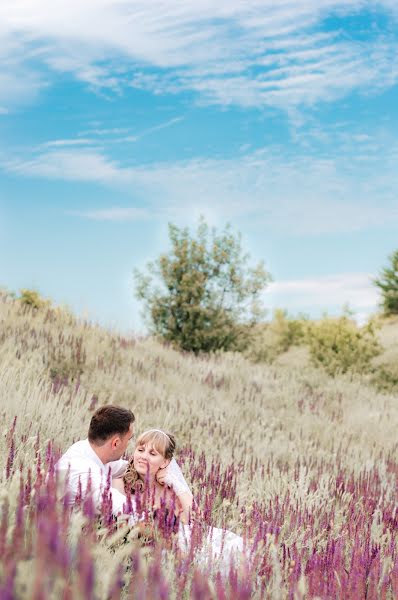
[56,405,245,568]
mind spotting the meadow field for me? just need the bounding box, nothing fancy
[0,291,397,599]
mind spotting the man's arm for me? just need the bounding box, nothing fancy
[57,460,134,519]
[89,467,132,518]
[112,477,126,496]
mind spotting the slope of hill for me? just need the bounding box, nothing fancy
[0,291,397,598]
[374,315,398,365]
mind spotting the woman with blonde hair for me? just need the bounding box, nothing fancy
[112,428,245,568]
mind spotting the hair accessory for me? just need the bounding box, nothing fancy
[142,429,171,442]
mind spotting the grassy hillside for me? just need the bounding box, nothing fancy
[0,291,397,598]
[255,312,398,386]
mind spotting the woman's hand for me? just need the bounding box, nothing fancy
[156,467,167,487]
[156,458,192,496]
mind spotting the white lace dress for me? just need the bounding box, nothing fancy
[165,459,246,570]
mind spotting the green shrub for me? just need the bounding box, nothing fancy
[48,336,86,383]
[272,309,308,349]
[19,289,49,310]
[306,316,381,377]
[247,310,308,363]
[371,364,398,393]
[48,358,84,383]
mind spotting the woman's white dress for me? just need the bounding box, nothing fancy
[165,459,246,570]
[177,521,245,571]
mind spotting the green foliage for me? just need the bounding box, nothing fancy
[48,358,84,383]
[371,364,398,393]
[247,309,308,363]
[134,219,271,353]
[48,336,86,383]
[374,249,398,315]
[19,288,49,310]
[1,277,398,598]
[306,316,381,377]
[272,309,308,349]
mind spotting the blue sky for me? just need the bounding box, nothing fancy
[1,1,398,331]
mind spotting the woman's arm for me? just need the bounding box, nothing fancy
[156,459,194,523]
[176,491,193,524]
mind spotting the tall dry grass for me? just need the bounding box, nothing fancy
[0,291,397,598]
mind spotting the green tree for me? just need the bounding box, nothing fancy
[374,250,398,315]
[134,219,271,353]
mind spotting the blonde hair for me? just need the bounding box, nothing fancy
[123,429,176,494]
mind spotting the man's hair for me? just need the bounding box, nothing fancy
[88,405,135,444]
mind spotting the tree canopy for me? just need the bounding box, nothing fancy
[134,219,271,353]
[374,250,398,315]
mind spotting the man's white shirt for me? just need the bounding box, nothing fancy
[56,439,129,516]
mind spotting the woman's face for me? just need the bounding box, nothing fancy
[133,440,169,479]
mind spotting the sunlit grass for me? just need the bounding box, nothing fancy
[0,292,397,598]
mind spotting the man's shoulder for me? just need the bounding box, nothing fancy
[60,439,88,456]
[57,439,96,469]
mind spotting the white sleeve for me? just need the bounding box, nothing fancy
[87,468,136,520]
[56,460,137,521]
[163,458,192,497]
[109,488,133,517]
[109,459,129,479]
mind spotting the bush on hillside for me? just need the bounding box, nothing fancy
[19,288,49,310]
[247,309,308,363]
[134,219,271,353]
[374,249,398,315]
[371,364,398,393]
[48,336,87,384]
[306,316,381,377]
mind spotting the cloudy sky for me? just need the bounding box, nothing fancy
[1,0,397,331]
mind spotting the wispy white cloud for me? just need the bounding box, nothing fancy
[266,272,379,318]
[41,138,94,148]
[0,1,397,110]
[0,59,46,109]
[269,273,378,308]
[0,30,48,108]
[79,127,130,137]
[3,139,398,235]
[130,34,398,110]
[77,117,183,144]
[140,116,183,135]
[113,116,184,143]
[68,207,150,221]
[3,150,130,184]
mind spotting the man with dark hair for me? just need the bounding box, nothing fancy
[56,405,135,517]
[88,405,134,449]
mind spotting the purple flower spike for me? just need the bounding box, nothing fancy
[5,439,15,481]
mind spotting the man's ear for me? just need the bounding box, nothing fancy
[111,435,121,449]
